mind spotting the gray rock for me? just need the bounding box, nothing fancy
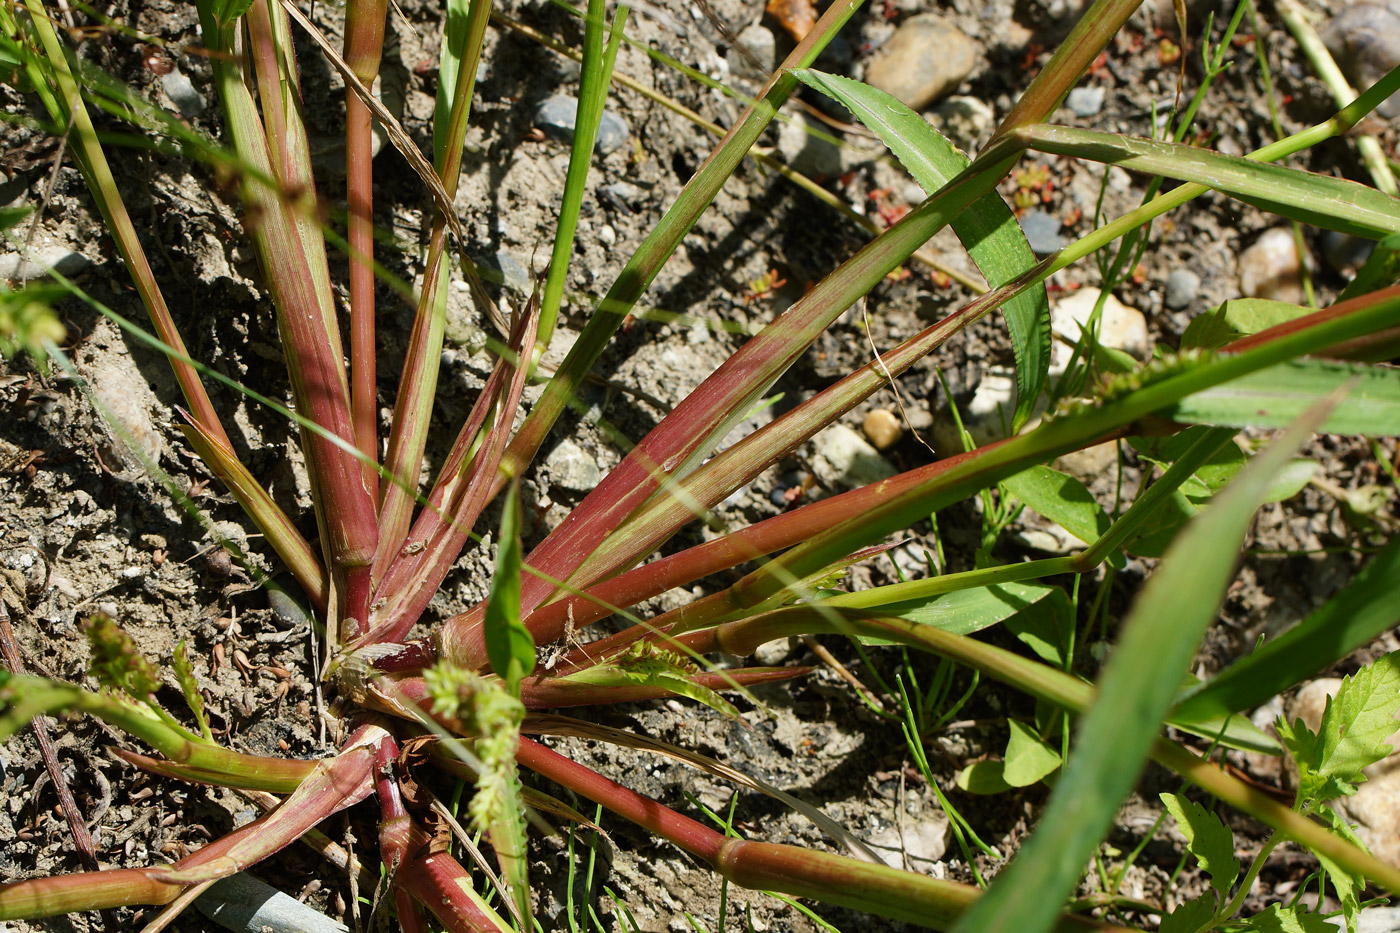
[600,181,645,212]
[810,424,896,491]
[1066,85,1105,118]
[777,112,842,179]
[728,24,776,79]
[927,95,995,153]
[492,250,531,295]
[1323,3,1400,119]
[0,245,90,281]
[1239,227,1306,304]
[535,94,630,154]
[161,68,206,118]
[1321,230,1375,278]
[1019,210,1064,255]
[753,636,796,666]
[863,14,976,111]
[544,438,602,493]
[197,872,348,933]
[1164,268,1200,310]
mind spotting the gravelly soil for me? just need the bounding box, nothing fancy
[1,0,1397,928]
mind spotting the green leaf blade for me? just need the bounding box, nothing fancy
[484,481,536,695]
[791,69,1050,430]
[1159,792,1239,902]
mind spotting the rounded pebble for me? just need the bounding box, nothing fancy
[1239,227,1306,304]
[535,94,631,154]
[1323,3,1400,119]
[1066,86,1105,118]
[1164,268,1200,311]
[863,14,976,111]
[862,408,904,451]
[1019,210,1064,255]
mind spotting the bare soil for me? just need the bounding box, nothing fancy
[1,0,1397,929]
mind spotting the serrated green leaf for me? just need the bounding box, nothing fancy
[1181,299,1315,351]
[1168,359,1400,436]
[791,69,1049,431]
[484,481,536,695]
[1159,893,1216,933]
[1003,719,1062,787]
[1240,903,1337,933]
[956,759,1014,795]
[1002,464,1111,546]
[1174,536,1400,722]
[1316,806,1367,933]
[1159,792,1239,903]
[847,581,1056,646]
[1284,652,1400,802]
[172,638,211,742]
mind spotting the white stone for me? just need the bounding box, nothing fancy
[1051,286,1151,367]
[810,423,896,491]
[1239,227,1307,304]
[544,438,602,494]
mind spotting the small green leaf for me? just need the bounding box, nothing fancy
[790,69,1050,431]
[1003,463,1111,545]
[1168,359,1400,436]
[1181,299,1314,351]
[956,759,1013,795]
[848,581,1056,645]
[1277,651,1400,802]
[484,481,536,695]
[1005,587,1073,667]
[1159,792,1239,903]
[1316,806,1367,933]
[1003,720,1062,787]
[0,205,32,232]
[172,638,211,742]
[1240,904,1337,933]
[1159,893,1216,933]
[562,643,740,719]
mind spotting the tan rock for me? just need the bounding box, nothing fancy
[863,15,976,112]
[863,408,904,451]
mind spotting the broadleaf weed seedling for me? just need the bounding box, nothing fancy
[1,0,1400,928]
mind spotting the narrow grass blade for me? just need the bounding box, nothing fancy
[792,69,1049,430]
[947,398,1336,933]
[826,581,1057,643]
[1010,124,1400,239]
[485,481,535,695]
[1169,358,1400,434]
[1174,533,1400,721]
[537,0,629,357]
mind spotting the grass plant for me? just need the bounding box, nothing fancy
[1,0,1399,928]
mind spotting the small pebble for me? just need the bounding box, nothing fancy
[1239,227,1306,304]
[728,23,776,79]
[161,68,206,118]
[753,636,796,666]
[597,223,617,247]
[862,408,904,451]
[810,424,896,491]
[1323,3,1400,119]
[0,246,90,282]
[1164,268,1200,310]
[492,250,531,294]
[544,438,602,493]
[600,181,644,212]
[1066,86,1105,118]
[1052,286,1150,360]
[535,94,630,154]
[1019,210,1064,255]
[862,14,976,111]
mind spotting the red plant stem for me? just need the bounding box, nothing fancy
[399,852,511,932]
[515,737,1125,930]
[0,868,184,920]
[343,0,389,490]
[517,666,808,709]
[0,604,98,872]
[374,735,413,875]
